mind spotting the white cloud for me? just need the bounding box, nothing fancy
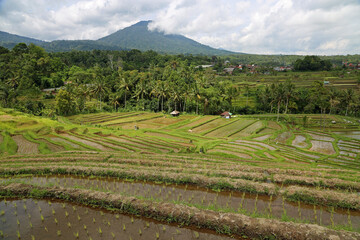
[0,0,359,54]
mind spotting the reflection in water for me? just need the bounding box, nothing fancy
[0,199,236,240]
[6,175,360,231]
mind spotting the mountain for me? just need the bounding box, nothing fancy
[0,21,235,55]
[97,21,234,55]
[0,31,45,49]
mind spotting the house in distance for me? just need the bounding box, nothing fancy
[220,111,232,119]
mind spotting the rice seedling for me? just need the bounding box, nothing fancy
[98,227,102,235]
[139,228,142,235]
[123,224,126,231]
[297,201,301,219]
[156,232,160,239]
[67,222,72,228]
[111,232,115,239]
[40,214,44,222]
[313,205,317,223]
[0,231,3,237]
[31,235,35,240]
[57,230,61,237]
[194,231,200,239]
[54,218,58,224]
[74,231,79,239]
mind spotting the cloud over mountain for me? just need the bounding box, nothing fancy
[0,0,359,55]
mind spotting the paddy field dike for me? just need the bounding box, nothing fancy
[1,108,360,240]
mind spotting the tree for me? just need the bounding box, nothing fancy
[91,76,109,111]
[115,68,133,109]
[55,89,77,116]
[283,80,295,114]
[343,88,354,116]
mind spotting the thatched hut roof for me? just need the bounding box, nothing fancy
[170,110,180,116]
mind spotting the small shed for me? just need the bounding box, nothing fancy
[170,110,180,117]
[220,111,232,119]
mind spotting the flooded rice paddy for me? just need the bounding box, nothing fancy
[7,175,360,231]
[0,198,236,240]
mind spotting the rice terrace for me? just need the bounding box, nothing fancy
[1,108,360,240]
[1,1,360,239]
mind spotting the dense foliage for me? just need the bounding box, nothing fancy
[0,43,359,117]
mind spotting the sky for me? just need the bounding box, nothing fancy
[0,0,359,55]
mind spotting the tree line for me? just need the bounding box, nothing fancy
[0,43,359,118]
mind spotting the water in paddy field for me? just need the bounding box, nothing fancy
[0,199,237,240]
[6,175,360,232]
[333,131,360,140]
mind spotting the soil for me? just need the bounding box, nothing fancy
[274,132,292,144]
[253,134,271,141]
[11,135,39,154]
[310,140,336,155]
[60,133,114,151]
[308,133,335,142]
[38,139,65,152]
[292,135,308,148]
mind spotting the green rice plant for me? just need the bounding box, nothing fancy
[17,219,20,226]
[162,225,166,231]
[313,205,317,223]
[57,230,61,237]
[74,232,79,239]
[0,230,3,237]
[297,201,301,219]
[139,228,142,235]
[17,230,20,239]
[131,216,134,223]
[0,210,4,216]
[347,209,352,230]
[98,227,102,235]
[77,214,81,221]
[83,224,87,230]
[194,231,200,239]
[31,235,35,240]
[253,194,258,214]
[52,208,55,215]
[146,222,150,228]
[67,222,71,228]
[123,223,126,231]
[156,232,160,239]
[54,218,58,225]
[29,221,33,228]
[40,214,44,222]
[330,207,335,228]
[93,217,96,223]
[111,232,115,239]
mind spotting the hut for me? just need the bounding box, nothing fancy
[170,110,180,117]
[220,111,232,119]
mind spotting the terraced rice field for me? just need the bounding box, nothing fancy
[1,109,360,239]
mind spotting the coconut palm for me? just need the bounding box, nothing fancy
[91,77,109,111]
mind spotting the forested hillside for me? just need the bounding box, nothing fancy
[0,43,359,118]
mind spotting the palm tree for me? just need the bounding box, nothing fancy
[109,94,121,111]
[116,70,132,109]
[283,80,295,114]
[328,88,340,115]
[133,73,148,110]
[91,77,108,111]
[274,83,285,122]
[343,88,354,116]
